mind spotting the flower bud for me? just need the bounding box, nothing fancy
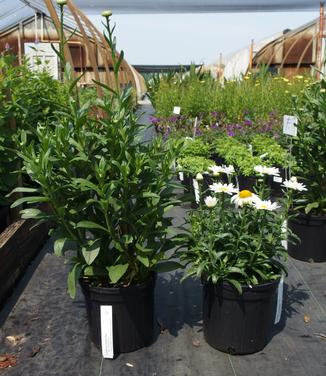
[102,10,113,17]
[204,196,217,209]
[57,0,67,6]
[195,173,203,181]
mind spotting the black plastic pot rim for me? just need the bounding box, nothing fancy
[79,273,156,296]
[203,278,280,293]
[290,211,326,222]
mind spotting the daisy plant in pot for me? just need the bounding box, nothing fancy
[11,9,184,356]
[179,163,305,354]
[288,79,326,262]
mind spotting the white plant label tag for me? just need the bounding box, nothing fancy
[193,179,200,204]
[283,115,298,137]
[274,275,284,324]
[179,172,184,181]
[173,106,181,115]
[100,305,114,359]
[193,116,198,139]
[273,176,283,183]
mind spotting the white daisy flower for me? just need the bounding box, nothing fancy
[282,176,307,191]
[222,165,235,175]
[253,199,280,211]
[208,165,224,176]
[209,183,238,195]
[254,165,280,176]
[231,190,260,207]
[204,196,218,208]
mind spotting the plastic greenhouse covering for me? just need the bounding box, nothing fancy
[0,0,320,27]
[0,0,34,32]
[0,0,82,33]
[74,0,320,13]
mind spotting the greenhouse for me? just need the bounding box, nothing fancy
[0,1,325,375]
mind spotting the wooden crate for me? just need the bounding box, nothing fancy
[0,218,50,307]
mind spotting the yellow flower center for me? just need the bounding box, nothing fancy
[239,190,252,199]
[261,203,268,209]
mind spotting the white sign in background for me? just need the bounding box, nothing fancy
[273,176,283,183]
[100,305,114,359]
[173,106,181,115]
[283,115,298,137]
[24,42,59,80]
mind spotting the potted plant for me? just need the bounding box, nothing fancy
[177,155,212,187]
[251,134,289,195]
[179,167,304,354]
[11,10,183,356]
[214,137,261,190]
[288,80,326,262]
[178,137,211,159]
[0,51,68,232]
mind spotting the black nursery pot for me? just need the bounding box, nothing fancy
[80,274,156,355]
[180,174,199,209]
[210,153,226,166]
[203,279,279,355]
[181,174,193,192]
[288,213,326,262]
[268,168,288,197]
[238,175,257,191]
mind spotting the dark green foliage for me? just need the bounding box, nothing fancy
[0,53,67,204]
[14,14,184,298]
[292,80,326,215]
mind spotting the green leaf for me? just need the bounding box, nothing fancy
[73,178,100,193]
[135,243,154,253]
[67,263,82,299]
[82,241,101,265]
[92,79,118,96]
[226,279,243,294]
[54,238,66,257]
[305,202,319,214]
[11,196,48,208]
[137,255,150,267]
[114,50,124,74]
[83,266,107,277]
[227,267,247,277]
[68,71,86,94]
[20,208,42,219]
[142,192,160,199]
[107,264,129,284]
[163,205,174,214]
[8,187,39,195]
[154,261,183,273]
[76,221,109,233]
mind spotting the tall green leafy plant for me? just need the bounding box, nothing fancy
[0,54,18,205]
[12,10,183,297]
[292,80,326,215]
[0,52,67,205]
[153,69,310,124]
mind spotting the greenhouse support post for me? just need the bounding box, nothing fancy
[317,2,325,79]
